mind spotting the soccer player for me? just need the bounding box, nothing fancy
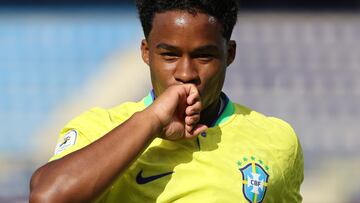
[29,0,303,202]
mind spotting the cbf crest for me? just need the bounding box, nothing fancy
[237,156,269,203]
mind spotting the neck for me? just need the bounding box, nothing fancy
[200,97,221,127]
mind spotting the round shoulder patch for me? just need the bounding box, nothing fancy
[54,130,78,155]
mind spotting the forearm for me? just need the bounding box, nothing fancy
[30,109,160,203]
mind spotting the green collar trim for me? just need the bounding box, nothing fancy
[143,90,155,107]
[213,94,235,126]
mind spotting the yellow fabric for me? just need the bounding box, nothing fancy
[49,95,303,203]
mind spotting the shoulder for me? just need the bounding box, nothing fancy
[49,100,147,161]
[108,100,147,120]
[73,100,145,124]
[232,103,299,149]
[63,100,146,140]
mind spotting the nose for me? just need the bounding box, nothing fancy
[174,57,200,84]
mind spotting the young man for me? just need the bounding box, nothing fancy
[30,1,303,202]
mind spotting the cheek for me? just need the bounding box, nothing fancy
[205,72,225,93]
[150,61,176,93]
[200,64,226,87]
[150,53,177,72]
[199,67,226,99]
[151,64,175,84]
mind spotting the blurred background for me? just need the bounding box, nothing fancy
[0,0,359,202]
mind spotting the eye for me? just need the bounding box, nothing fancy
[196,54,214,62]
[160,52,179,61]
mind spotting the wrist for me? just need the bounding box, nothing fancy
[137,108,163,137]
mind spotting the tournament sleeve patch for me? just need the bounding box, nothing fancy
[54,130,78,155]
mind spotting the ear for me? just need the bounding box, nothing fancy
[141,39,150,65]
[226,40,236,66]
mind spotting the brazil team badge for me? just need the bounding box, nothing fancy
[237,156,269,203]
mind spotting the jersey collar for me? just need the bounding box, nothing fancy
[212,92,235,127]
[143,89,156,107]
[143,90,234,127]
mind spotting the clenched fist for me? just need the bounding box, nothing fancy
[145,84,208,140]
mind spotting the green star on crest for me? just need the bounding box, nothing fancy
[237,160,242,166]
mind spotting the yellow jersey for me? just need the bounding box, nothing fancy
[50,92,303,203]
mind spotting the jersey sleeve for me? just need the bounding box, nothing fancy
[48,107,126,162]
[49,128,90,162]
[272,117,304,202]
[285,138,304,203]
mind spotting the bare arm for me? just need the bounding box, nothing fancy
[29,84,207,203]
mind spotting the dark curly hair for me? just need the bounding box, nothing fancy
[135,0,239,41]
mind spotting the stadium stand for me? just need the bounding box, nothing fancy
[0,8,142,154]
[0,8,144,200]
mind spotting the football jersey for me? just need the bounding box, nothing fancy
[50,92,303,203]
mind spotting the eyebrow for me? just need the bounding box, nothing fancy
[156,43,219,53]
[156,43,180,52]
[193,45,219,53]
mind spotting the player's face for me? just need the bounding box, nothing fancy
[141,11,236,110]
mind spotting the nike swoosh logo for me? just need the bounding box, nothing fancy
[136,170,173,184]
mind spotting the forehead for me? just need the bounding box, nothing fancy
[148,11,225,47]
